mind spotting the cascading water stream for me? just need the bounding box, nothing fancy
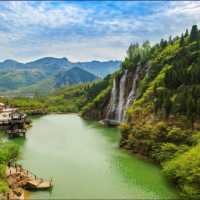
[106,78,117,119]
[116,70,127,122]
[123,65,140,121]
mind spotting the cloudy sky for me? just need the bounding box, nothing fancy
[0,1,199,62]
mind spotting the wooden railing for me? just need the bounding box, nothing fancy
[8,162,53,187]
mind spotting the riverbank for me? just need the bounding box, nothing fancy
[0,104,46,200]
[0,133,52,200]
[120,115,200,199]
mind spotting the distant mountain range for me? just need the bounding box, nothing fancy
[0,57,121,96]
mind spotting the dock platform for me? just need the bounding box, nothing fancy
[6,164,53,191]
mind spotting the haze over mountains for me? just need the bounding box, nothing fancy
[0,57,120,96]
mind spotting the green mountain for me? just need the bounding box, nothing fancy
[55,67,99,87]
[4,78,55,97]
[1,67,99,97]
[81,25,200,199]
[0,57,120,95]
[26,57,71,75]
[0,69,45,91]
[0,59,26,70]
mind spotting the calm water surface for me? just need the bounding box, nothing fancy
[15,114,177,199]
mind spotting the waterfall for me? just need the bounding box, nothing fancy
[116,70,128,122]
[123,65,140,120]
[106,78,117,119]
[105,66,140,124]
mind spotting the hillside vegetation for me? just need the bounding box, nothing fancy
[82,25,200,199]
[1,77,110,115]
[0,131,19,193]
[121,25,200,199]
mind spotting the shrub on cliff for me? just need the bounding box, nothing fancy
[0,141,19,163]
[0,180,8,193]
[81,86,111,119]
[0,132,20,193]
[163,143,200,199]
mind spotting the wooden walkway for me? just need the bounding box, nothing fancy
[6,164,53,191]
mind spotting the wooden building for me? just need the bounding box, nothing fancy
[0,103,28,138]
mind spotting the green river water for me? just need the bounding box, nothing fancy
[15,114,178,199]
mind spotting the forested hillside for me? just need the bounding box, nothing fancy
[1,76,110,114]
[81,25,200,199]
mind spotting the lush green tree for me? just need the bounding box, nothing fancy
[160,39,167,48]
[190,25,199,42]
[185,28,189,37]
[180,34,185,46]
[163,144,200,199]
[168,35,173,44]
[163,93,171,118]
[186,94,196,128]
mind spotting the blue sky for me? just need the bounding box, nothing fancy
[0,1,199,62]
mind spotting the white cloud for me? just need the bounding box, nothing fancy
[0,1,200,62]
[0,2,89,29]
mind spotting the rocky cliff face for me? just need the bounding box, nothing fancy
[82,63,148,122]
[105,66,145,123]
